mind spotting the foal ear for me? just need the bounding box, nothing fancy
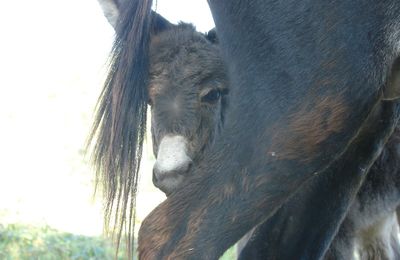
[97,0,124,29]
[205,28,218,44]
[151,12,173,35]
[96,0,173,34]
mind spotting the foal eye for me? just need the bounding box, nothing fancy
[201,89,221,104]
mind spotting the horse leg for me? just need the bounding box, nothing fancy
[239,108,400,260]
[351,213,400,260]
[237,100,400,260]
[329,126,400,260]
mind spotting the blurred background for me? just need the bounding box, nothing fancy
[0,0,216,258]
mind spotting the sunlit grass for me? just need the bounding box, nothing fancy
[0,223,236,260]
[0,224,127,260]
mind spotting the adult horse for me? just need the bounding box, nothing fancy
[97,4,400,258]
[91,0,400,258]
[143,18,400,259]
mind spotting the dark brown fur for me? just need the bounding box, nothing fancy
[93,0,400,258]
[145,22,400,260]
[269,94,348,162]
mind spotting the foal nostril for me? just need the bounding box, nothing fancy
[180,161,192,176]
[152,167,165,183]
[152,161,192,194]
[153,162,191,182]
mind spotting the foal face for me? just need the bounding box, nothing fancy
[148,25,228,195]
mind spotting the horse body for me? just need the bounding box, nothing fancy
[140,1,400,258]
[146,22,400,259]
[92,0,400,258]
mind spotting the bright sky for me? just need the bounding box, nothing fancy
[0,0,214,236]
[154,0,215,32]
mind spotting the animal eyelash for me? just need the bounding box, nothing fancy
[201,89,222,104]
[200,85,228,103]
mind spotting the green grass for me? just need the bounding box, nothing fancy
[0,224,236,259]
[0,224,126,260]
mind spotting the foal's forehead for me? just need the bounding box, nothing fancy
[148,27,224,98]
[149,25,219,69]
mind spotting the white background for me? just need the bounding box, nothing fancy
[0,0,214,236]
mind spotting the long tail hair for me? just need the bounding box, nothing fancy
[87,0,153,257]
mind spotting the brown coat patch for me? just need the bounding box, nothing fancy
[165,206,208,259]
[269,94,347,162]
[138,201,175,260]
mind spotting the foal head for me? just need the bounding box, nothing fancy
[148,24,228,194]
